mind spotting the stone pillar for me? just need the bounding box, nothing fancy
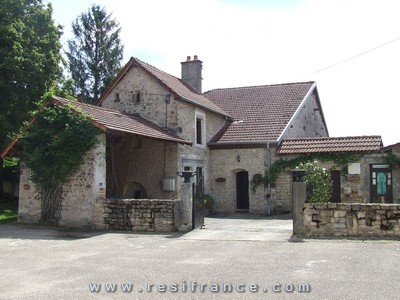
[180,182,193,231]
[292,182,307,235]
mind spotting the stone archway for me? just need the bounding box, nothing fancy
[123,182,147,199]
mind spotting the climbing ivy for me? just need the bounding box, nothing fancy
[384,152,400,169]
[263,152,365,186]
[20,93,100,225]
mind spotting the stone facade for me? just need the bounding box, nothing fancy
[99,64,229,225]
[302,202,400,238]
[18,134,107,228]
[210,148,266,213]
[96,199,182,232]
[107,135,178,199]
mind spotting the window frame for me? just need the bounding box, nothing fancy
[194,111,206,148]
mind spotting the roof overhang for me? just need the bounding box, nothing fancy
[1,96,192,158]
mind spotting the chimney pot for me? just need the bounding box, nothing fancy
[193,55,198,60]
[186,56,191,61]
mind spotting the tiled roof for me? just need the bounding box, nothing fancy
[53,97,191,145]
[97,57,229,117]
[205,82,317,144]
[277,136,382,154]
[381,142,400,152]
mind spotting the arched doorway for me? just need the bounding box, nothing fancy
[236,171,249,211]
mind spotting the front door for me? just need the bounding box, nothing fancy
[236,171,249,211]
[370,165,392,203]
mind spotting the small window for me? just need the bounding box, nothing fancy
[195,111,206,147]
[196,118,202,144]
[136,91,141,103]
[114,93,120,102]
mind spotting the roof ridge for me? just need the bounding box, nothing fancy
[133,57,202,95]
[55,96,123,114]
[204,81,316,93]
[283,135,382,141]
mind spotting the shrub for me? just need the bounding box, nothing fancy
[297,161,332,203]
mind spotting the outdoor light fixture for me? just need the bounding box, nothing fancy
[176,171,197,183]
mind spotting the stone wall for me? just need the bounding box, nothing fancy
[96,199,182,232]
[302,203,400,237]
[18,134,107,228]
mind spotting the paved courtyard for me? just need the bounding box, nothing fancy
[1,215,400,299]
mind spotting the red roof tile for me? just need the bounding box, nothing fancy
[53,97,191,145]
[205,82,317,144]
[97,57,229,117]
[277,136,382,154]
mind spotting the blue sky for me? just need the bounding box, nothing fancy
[48,0,400,145]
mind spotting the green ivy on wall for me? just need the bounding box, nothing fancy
[263,152,365,186]
[384,152,400,169]
[20,92,100,225]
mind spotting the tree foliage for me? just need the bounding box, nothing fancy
[20,95,100,224]
[0,0,63,152]
[66,4,124,103]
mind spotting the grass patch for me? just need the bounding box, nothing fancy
[0,200,18,224]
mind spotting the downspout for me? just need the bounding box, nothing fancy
[163,95,170,178]
[266,142,272,215]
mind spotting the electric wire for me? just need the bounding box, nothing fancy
[312,36,400,74]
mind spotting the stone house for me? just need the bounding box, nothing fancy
[4,55,396,230]
[95,56,329,215]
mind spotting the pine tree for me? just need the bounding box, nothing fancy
[66,4,124,103]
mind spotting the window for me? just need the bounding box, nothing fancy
[195,111,206,147]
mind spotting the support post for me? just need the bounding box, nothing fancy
[292,182,307,235]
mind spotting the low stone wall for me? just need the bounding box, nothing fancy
[97,199,182,232]
[303,203,400,238]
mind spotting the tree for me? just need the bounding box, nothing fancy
[0,0,63,153]
[0,0,63,200]
[66,4,124,103]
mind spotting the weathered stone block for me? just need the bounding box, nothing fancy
[334,210,347,218]
[357,211,366,219]
[314,203,328,209]
[304,208,319,215]
[337,203,352,211]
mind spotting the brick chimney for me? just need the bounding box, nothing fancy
[181,55,203,94]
